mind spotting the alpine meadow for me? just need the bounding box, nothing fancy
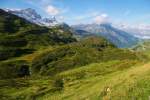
[0,0,150,100]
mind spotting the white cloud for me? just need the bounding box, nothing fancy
[57,16,65,22]
[133,24,150,30]
[113,22,150,39]
[45,5,69,17]
[46,5,61,15]
[116,22,150,30]
[101,14,108,18]
[67,11,110,24]
[93,14,109,24]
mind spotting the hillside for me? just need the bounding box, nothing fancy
[133,40,150,51]
[0,57,148,100]
[0,8,149,100]
[132,40,150,59]
[0,9,76,79]
[0,9,76,60]
[31,36,142,76]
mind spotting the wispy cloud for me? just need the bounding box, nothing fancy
[26,0,69,18]
[68,10,110,24]
[45,5,61,15]
[93,14,109,24]
[45,5,69,16]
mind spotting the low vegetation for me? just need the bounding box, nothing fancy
[0,9,150,100]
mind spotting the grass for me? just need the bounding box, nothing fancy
[104,62,150,100]
[57,60,139,80]
[36,61,149,100]
[0,46,54,63]
[19,46,54,62]
[0,77,53,100]
[37,60,143,100]
[0,42,148,100]
[1,8,150,100]
[0,59,147,100]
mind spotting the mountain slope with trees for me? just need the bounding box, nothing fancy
[0,9,149,100]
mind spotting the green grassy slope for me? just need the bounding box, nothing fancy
[0,8,76,60]
[0,60,148,100]
[0,9,76,79]
[45,60,149,100]
[0,8,149,100]
[31,36,144,76]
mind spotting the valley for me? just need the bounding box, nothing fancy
[0,7,150,100]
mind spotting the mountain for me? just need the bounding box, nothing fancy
[0,9,76,61]
[131,40,150,60]
[132,40,150,52]
[0,8,77,78]
[0,8,149,100]
[117,24,150,39]
[4,8,58,26]
[0,8,141,77]
[4,8,140,48]
[72,23,139,48]
[124,28,150,39]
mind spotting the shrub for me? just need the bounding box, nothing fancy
[0,60,30,79]
[53,77,64,90]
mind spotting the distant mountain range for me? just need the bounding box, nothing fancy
[4,8,58,27]
[132,40,150,51]
[4,8,140,48]
[120,27,150,39]
[72,23,139,48]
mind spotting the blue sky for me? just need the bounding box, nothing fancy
[1,0,150,26]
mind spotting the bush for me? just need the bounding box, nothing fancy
[0,47,34,61]
[0,60,30,79]
[53,77,64,90]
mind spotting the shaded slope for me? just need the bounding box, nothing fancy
[0,9,76,61]
[0,9,76,79]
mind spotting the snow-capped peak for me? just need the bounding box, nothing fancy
[4,8,58,27]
